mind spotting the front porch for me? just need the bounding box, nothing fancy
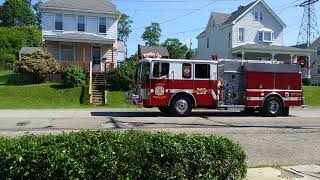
[232,44,316,78]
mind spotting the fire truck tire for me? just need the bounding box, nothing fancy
[169,95,193,117]
[262,97,283,117]
[158,106,170,114]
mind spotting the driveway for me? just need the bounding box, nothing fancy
[0,108,319,167]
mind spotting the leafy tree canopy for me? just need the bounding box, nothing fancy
[162,38,188,59]
[0,0,36,27]
[142,22,161,46]
[118,14,133,42]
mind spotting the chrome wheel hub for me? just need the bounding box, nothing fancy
[268,100,280,114]
[175,99,188,113]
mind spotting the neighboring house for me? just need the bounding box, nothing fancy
[294,39,320,84]
[39,0,121,72]
[19,47,42,60]
[196,0,314,77]
[116,41,126,66]
[138,45,169,59]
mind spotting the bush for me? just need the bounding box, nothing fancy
[80,85,90,104]
[106,60,136,91]
[62,65,85,88]
[0,130,246,179]
[16,51,59,83]
[303,78,311,86]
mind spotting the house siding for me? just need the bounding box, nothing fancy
[232,2,283,48]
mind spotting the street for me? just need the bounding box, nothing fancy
[0,108,319,167]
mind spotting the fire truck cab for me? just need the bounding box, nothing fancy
[133,58,304,117]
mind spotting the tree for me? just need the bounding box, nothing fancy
[142,22,161,46]
[33,0,43,28]
[0,0,36,27]
[162,38,188,59]
[186,48,198,59]
[118,14,133,42]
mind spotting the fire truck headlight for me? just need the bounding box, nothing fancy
[260,92,265,97]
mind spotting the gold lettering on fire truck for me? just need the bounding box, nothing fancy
[195,88,208,95]
[153,83,166,99]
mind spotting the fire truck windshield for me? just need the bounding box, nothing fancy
[136,62,150,84]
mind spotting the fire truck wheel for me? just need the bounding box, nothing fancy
[169,96,192,117]
[263,97,283,117]
[158,106,170,114]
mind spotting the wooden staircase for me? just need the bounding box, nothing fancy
[91,73,106,105]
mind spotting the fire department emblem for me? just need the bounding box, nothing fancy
[155,86,165,96]
[195,88,208,95]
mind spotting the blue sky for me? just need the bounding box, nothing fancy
[1,0,319,56]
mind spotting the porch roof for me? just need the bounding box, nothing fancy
[232,44,315,56]
[43,32,116,45]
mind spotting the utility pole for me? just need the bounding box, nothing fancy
[187,38,192,60]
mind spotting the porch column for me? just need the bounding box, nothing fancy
[308,54,311,79]
[241,52,246,60]
[290,54,294,64]
[271,53,276,61]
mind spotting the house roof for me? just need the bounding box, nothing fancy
[40,0,120,14]
[43,32,116,44]
[223,1,257,25]
[19,47,42,55]
[212,12,231,25]
[138,45,169,57]
[233,44,315,54]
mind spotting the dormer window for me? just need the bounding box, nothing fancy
[258,28,273,42]
[55,13,63,30]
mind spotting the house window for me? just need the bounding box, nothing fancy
[254,12,259,20]
[206,37,210,48]
[182,63,191,78]
[260,12,264,20]
[238,28,245,42]
[212,20,215,27]
[258,31,273,42]
[264,32,272,42]
[61,45,74,61]
[77,16,85,32]
[317,47,320,56]
[258,32,263,41]
[195,64,210,79]
[55,13,63,30]
[318,65,320,74]
[153,62,170,78]
[99,17,106,33]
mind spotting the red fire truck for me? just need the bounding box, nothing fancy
[132,58,304,117]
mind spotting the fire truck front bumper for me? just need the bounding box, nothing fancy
[125,92,143,106]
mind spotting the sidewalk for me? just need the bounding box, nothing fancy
[247,165,320,180]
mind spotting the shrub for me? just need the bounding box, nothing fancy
[62,65,85,88]
[302,78,311,86]
[80,85,90,104]
[0,130,247,179]
[16,51,59,83]
[106,60,136,91]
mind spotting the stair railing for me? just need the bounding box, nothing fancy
[89,61,93,103]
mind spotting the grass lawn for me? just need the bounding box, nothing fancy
[0,71,133,109]
[303,86,320,107]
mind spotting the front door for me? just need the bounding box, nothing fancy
[92,47,101,72]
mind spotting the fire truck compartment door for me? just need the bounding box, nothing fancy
[193,63,217,106]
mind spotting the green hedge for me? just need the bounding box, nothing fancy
[0,130,246,179]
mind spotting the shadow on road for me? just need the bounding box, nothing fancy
[91,111,264,118]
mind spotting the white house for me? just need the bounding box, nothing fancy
[40,0,121,72]
[196,0,314,77]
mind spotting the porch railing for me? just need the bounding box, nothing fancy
[58,60,90,72]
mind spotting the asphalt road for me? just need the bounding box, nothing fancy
[0,107,320,167]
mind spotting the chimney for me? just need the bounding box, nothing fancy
[238,5,244,10]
